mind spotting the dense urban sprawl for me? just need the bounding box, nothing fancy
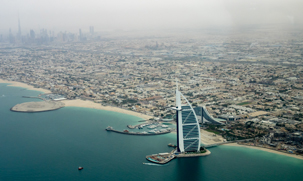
[1,29,303,153]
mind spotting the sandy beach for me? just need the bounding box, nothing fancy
[62,99,152,120]
[170,125,225,145]
[0,79,152,120]
[200,129,225,145]
[0,79,52,94]
[225,143,303,160]
[3,79,303,160]
[201,131,303,161]
[170,129,225,145]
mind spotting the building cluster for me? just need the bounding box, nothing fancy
[0,30,303,147]
[0,25,98,44]
[236,128,303,155]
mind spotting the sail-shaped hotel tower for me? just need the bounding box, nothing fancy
[172,86,201,153]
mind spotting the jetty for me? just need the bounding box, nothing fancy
[127,122,148,129]
[22,96,46,101]
[105,126,171,136]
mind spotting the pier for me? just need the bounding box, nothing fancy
[22,96,47,101]
[127,122,148,129]
[105,126,171,136]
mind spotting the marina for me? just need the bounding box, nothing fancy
[105,126,171,136]
[1,83,303,181]
[127,122,172,130]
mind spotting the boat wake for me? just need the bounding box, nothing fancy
[143,163,169,166]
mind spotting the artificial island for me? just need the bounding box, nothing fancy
[11,101,64,112]
[1,27,303,161]
[105,83,224,163]
[145,84,213,164]
[10,94,66,113]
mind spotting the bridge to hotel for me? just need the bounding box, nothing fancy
[204,138,254,148]
[194,106,224,125]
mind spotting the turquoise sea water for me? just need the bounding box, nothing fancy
[1,83,303,181]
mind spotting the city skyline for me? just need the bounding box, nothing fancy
[1,0,303,179]
[1,0,303,34]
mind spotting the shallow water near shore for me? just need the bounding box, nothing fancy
[1,83,303,181]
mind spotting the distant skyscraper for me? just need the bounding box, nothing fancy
[9,28,15,44]
[172,83,201,153]
[79,29,82,40]
[89,26,94,35]
[17,15,22,40]
[30,29,35,39]
[39,29,49,43]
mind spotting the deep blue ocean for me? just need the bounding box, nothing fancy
[1,83,303,181]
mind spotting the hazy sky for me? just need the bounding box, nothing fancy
[1,0,302,34]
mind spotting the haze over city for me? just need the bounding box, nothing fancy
[1,0,303,34]
[1,0,303,180]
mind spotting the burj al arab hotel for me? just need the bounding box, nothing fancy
[171,85,201,153]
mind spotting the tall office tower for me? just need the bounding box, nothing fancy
[172,84,201,153]
[79,29,82,40]
[17,15,22,40]
[30,29,35,39]
[89,26,94,35]
[9,28,15,43]
[39,29,49,43]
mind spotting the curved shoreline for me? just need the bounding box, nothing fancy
[3,79,303,161]
[0,79,52,93]
[0,79,152,120]
[224,143,303,161]
[62,99,152,120]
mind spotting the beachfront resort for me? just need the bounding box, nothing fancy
[1,30,303,161]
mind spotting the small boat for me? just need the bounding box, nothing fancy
[148,125,157,129]
[106,126,113,131]
[78,167,83,170]
[148,130,156,133]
